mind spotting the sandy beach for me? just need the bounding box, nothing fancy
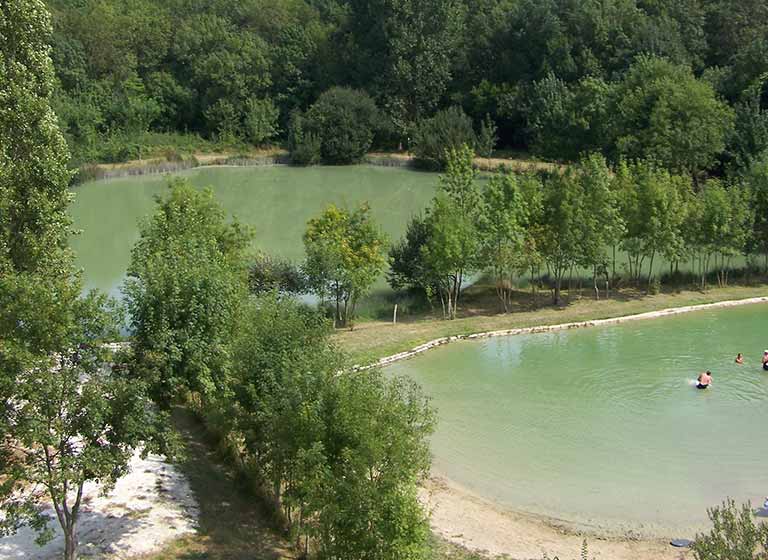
[421,475,690,560]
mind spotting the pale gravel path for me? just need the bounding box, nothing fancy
[0,451,198,559]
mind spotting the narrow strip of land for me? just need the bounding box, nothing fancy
[335,286,768,366]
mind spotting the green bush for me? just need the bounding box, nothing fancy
[243,97,280,146]
[413,106,476,170]
[301,87,380,164]
[287,110,322,165]
[692,499,768,560]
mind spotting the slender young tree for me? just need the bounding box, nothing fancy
[303,203,387,327]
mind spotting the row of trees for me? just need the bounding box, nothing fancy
[46,0,768,174]
[389,147,768,316]
[125,181,435,558]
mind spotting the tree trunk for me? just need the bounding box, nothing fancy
[647,250,655,292]
[64,527,77,560]
[553,273,562,305]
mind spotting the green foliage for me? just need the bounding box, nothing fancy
[477,113,498,160]
[413,106,476,170]
[419,145,481,318]
[0,0,73,273]
[388,213,434,293]
[478,170,529,311]
[43,0,768,171]
[248,252,306,295]
[231,295,435,559]
[526,74,612,160]
[1,5,172,559]
[303,203,388,327]
[243,97,280,146]
[288,110,321,165]
[0,291,172,556]
[611,55,735,176]
[692,499,768,560]
[124,179,252,406]
[303,87,380,164]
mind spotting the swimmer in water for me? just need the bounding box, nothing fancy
[697,370,712,389]
[736,353,744,364]
[763,351,768,371]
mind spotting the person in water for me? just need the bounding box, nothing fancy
[697,370,712,389]
[736,353,744,364]
[763,351,768,371]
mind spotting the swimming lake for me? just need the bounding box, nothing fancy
[386,303,768,536]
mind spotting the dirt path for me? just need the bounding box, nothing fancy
[138,407,292,560]
[422,476,690,560]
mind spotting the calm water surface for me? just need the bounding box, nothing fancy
[70,165,438,296]
[387,304,768,536]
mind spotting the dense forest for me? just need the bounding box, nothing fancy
[47,0,768,176]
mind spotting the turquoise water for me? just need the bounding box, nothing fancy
[69,165,438,297]
[387,304,768,536]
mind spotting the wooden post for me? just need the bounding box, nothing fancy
[393,303,398,325]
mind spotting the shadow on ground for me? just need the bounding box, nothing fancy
[147,407,292,560]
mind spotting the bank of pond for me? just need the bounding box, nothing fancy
[387,302,768,537]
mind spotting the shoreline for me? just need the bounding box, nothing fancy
[422,474,688,560]
[74,150,556,183]
[365,295,768,371]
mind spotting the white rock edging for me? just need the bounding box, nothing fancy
[357,296,768,371]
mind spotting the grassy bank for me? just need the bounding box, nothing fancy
[334,284,768,366]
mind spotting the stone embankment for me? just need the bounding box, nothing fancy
[358,296,768,370]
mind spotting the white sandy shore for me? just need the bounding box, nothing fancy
[421,475,690,560]
[0,451,198,559]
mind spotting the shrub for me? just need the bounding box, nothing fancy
[287,110,321,165]
[243,97,280,146]
[413,106,476,170]
[248,252,306,295]
[692,499,768,560]
[304,87,380,164]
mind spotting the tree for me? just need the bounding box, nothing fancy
[124,179,252,407]
[388,213,435,295]
[746,157,768,269]
[231,295,435,558]
[612,55,734,179]
[615,160,687,286]
[412,106,476,170]
[575,154,623,298]
[477,113,498,161]
[303,203,387,327]
[248,252,306,296]
[345,0,465,135]
[692,499,768,560]
[526,74,612,161]
[243,97,280,145]
[303,87,380,164]
[0,292,171,560]
[1,5,170,559]
[478,171,528,311]
[539,169,584,305]
[420,145,480,318]
[0,0,73,273]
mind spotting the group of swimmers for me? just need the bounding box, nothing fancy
[695,350,768,389]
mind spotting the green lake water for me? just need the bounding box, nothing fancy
[387,303,768,536]
[70,165,438,297]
